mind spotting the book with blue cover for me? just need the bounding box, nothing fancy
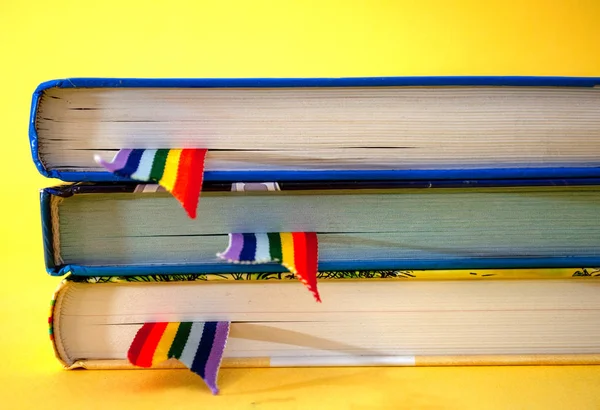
[31,76,600,182]
[41,180,600,277]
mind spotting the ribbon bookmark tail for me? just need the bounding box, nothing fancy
[217,232,321,302]
[127,321,230,395]
[95,148,208,219]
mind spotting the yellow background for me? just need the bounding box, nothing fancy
[1,1,600,408]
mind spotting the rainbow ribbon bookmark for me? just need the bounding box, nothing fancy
[217,232,321,302]
[128,321,230,395]
[95,149,208,219]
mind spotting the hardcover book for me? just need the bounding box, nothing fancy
[41,180,600,276]
[50,274,600,370]
[31,76,600,182]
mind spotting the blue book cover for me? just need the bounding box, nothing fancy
[30,76,600,183]
[41,179,600,277]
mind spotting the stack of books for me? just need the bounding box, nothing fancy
[33,77,600,391]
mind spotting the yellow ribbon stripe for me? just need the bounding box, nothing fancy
[159,149,183,192]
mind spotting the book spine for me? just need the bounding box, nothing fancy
[40,189,59,275]
[40,188,71,276]
[49,279,73,368]
[30,79,70,179]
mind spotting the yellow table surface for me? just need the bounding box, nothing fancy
[2,1,600,408]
